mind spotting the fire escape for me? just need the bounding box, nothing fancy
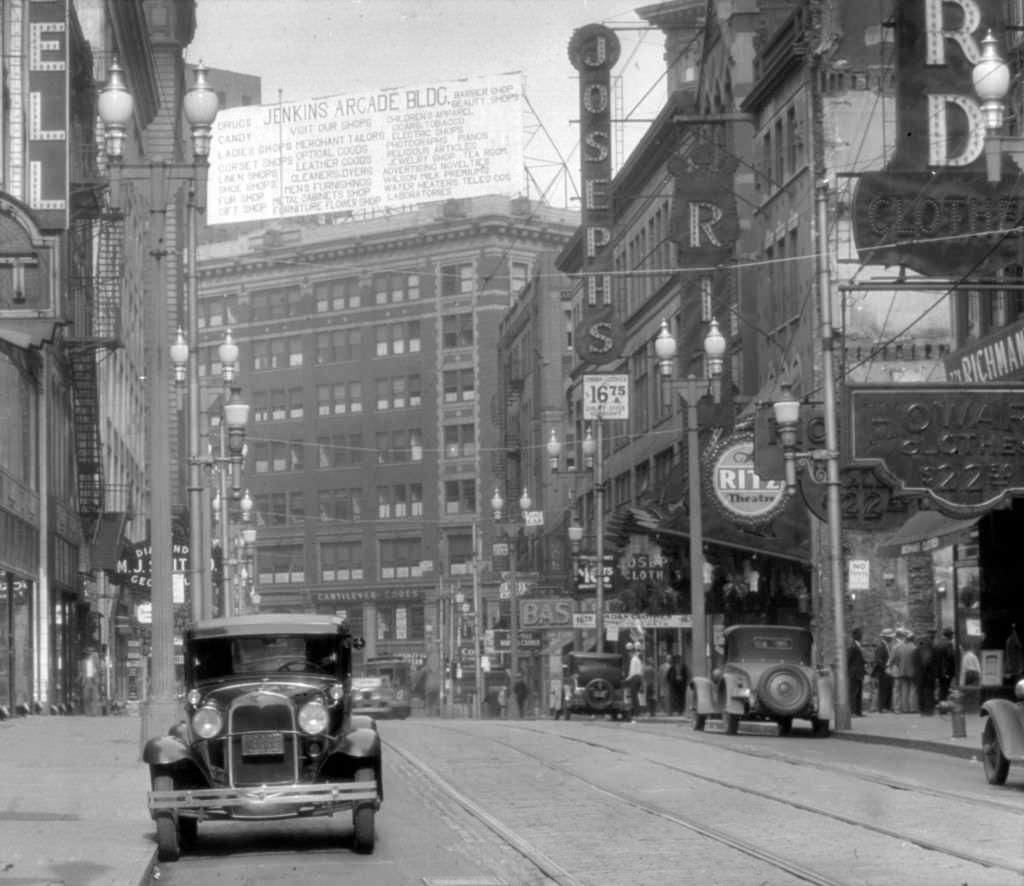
[66,140,124,548]
[493,366,523,495]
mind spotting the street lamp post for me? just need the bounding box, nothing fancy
[98,61,218,744]
[491,486,532,717]
[654,318,727,680]
[972,30,1020,184]
[581,424,605,651]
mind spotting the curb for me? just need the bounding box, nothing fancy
[832,728,979,760]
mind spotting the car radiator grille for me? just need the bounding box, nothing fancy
[228,695,298,787]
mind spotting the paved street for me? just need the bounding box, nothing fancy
[0,706,1008,886]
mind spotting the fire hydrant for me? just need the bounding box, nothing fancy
[949,688,967,739]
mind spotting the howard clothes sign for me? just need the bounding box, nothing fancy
[846,383,1024,516]
[851,0,1018,276]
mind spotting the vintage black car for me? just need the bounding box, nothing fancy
[980,676,1024,784]
[691,624,833,737]
[142,614,382,861]
[560,651,631,720]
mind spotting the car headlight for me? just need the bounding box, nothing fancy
[1015,678,1024,701]
[298,700,328,735]
[192,705,223,739]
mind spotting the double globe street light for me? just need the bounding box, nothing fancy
[98,60,218,742]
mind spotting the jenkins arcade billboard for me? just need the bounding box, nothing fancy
[852,0,1016,276]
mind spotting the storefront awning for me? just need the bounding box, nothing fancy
[874,510,980,557]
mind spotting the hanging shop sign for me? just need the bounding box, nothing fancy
[568,23,624,366]
[668,134,740,268]
[706,431,787,526]
[847,383,1024,517]
[944,317,1024,383]
[26,0,68,230]
[851,0,1012,276]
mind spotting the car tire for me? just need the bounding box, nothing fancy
[777,717,793,736]
[812,717,831,738]
[724,712,741,735]
[152,775,180,862]
[583,678,614,712]
[692,713,707,732]
[757,666,812,717]
[982,718,1010,785]
[352,767,376,854]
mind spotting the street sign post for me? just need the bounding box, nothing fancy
[582,374,629,421]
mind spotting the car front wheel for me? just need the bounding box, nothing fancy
[352,767,376,853]
[152,775,180,862]
[982,719,1010,785]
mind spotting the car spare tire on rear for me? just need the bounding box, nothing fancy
[757,665,811,716]
[584,677,614,711]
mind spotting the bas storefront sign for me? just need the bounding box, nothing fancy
[847,383,1024,515]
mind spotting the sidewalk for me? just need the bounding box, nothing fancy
[0,704,987,886]
[0,710,155,886]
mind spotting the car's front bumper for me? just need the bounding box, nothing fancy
[148,780,379,821]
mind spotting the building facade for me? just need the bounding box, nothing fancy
[195,196,576,686]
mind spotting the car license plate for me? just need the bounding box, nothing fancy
[242,731,284,756]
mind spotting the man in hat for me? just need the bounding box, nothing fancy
[847,628,866,716]
[873,629,895,712]
[895,630,918,714]
[934,626,957,702]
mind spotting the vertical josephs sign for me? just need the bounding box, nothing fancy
[568,24,624,365]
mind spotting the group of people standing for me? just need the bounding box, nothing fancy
[624,645,690,720]
[848,625,959,716]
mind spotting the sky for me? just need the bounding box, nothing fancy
[189,0,670,207]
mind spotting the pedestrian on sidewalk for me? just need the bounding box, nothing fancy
[658,654,673,715]
[669,653,689,715]
[625,643,643,721]
[847,628,866,716]
[513,669,529,718]
[895,629,918,713]
[874,629,895,712]
[934,626,957,701]
[644,656,657,717]
[914,630,938,715]
[79,646,101,716]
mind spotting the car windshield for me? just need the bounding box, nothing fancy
[728,631,813,665]
[191,634,341,681]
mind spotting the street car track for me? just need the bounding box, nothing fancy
[591,716,1024,815]
[387,721,1024,884]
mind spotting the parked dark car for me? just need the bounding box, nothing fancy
[560,651,631,720]
[142,614,381,862]
[691,624,833,737]
[351,675,410,720]
[980,677,1024,784]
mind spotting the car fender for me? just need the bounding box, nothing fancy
[982,699,1024,762]
[338,724,381,759]
[142,733,192,766]
[692,676,718,714]
[815,670,835,721]
[722,672,750,715]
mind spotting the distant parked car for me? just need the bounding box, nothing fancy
[143,614,382,862]
[351,675,410,720]
[560,651,631,720]
[980,677,1024,785]
[691,624,833,737]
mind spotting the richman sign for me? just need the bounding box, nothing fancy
[851,0,1016,276]
[707,432,787,526]
[847,383,1024,516]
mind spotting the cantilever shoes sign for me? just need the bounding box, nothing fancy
[851,0,1016,276]
[846,383,1024,517]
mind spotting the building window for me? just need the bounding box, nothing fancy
[375,483,423,519]
[375,604,424,641]
[443,423,475,458]
[374,320,421,356]
[251,285,301,321]
[316,433,363,468]
[510,260,530,300]
[442,313,474,348]
[440,262,474,296]
[315,328,362,364]
[316,381,362,415]
[379,537,424,579]
[258,544,305,584]
[442,368,475,402]
[373,271,420,304]
[375,429,423,464]
[314,277,361,313]
[320,540,363,582]
[446,533,474,573]
[317,487,361,521]
[444,479,476,515]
